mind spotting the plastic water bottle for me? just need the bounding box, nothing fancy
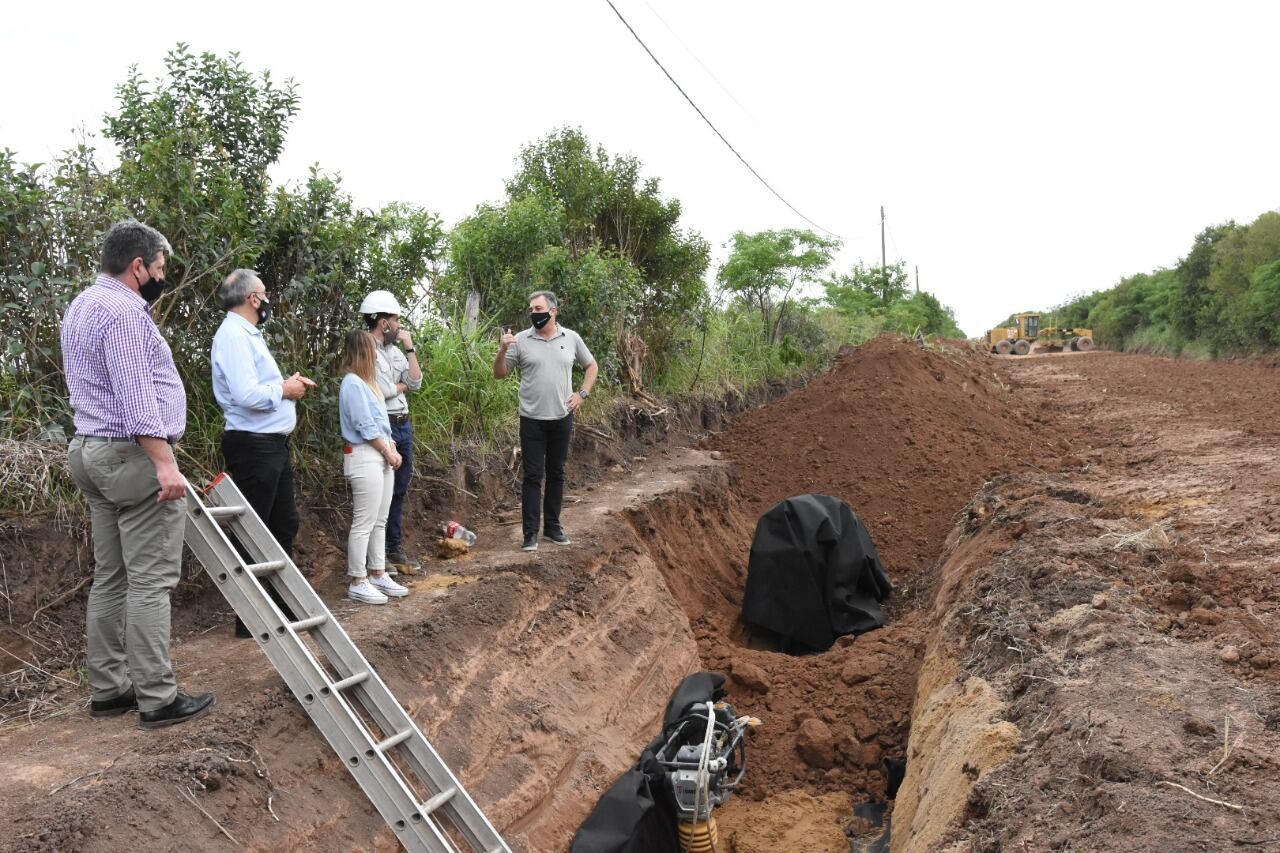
[442,521,477,546]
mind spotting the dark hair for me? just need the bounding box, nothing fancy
[364,312,394,331]
[100,220,171,276]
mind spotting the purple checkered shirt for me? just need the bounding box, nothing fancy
[61,274,186,442]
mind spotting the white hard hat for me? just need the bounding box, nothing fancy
[359,290,402,316]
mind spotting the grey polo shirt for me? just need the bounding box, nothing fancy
[504,326,595,420]
[375,342,421,416]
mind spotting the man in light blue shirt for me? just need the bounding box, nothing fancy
[211,268,315,637]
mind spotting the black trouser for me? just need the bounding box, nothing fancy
[385,418,414,557]
[520,414,573,539]
[221,431,299,628]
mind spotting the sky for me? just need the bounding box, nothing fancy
[3,0,1279,336]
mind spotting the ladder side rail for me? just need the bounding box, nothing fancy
[183,489,458,853]
[207,479,509,851]
[204,477,331,638]
[302,624,511,852]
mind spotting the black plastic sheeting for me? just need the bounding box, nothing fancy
[570,673,727,853]
[742,494,893,653]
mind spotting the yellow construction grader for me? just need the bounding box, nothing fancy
[985,312,1094,355]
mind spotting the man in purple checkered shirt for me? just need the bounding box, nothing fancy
[62,219,214,729]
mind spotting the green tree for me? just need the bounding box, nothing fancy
[824,260,910,312]
[441,128,709,385]
[883,291,965,338]
[0,47,444,491]
[717,228,840,343]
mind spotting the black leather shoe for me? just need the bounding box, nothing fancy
[139,692,216,729]
[521,534,538,552]
[234,617,252,639]
[90,687,137,718]
[544,529,572,545]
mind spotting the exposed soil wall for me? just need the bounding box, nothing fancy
[6,341,1277,853]
[891,352,1280,851]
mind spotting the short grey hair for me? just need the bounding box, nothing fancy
[219,268,261,310]
[529,290,559,310]
[100,220,171,276]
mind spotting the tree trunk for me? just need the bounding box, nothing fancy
[464,290,481,335]
[618,324,648,396]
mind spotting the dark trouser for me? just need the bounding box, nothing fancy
[386,418,414,557]
[520,414,573,539]
[221,431,299,628]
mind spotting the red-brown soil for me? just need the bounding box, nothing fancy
[1,340,1278,853]
[898,351,1280,852]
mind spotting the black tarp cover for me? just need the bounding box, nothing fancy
[569,673,726,853]
[742,494,892,652]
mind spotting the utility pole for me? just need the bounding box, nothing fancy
[915,265,920,294]
[880,206,886,274]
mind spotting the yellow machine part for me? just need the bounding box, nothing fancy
[678,817,720,853]
[985,327,1015,347]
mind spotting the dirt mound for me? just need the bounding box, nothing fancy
[619,337,1066,824]
[714,335,1063,576]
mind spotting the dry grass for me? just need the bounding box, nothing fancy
[1099,521,1171,553]
[0,439,82,522]
[0,613,85,732]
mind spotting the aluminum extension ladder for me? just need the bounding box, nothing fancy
[183,472,511,853]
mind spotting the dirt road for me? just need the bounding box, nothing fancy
[0,340,1276,852]
[910,350,1280,852]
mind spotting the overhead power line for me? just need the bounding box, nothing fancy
[602,0,841,240]
[637,0,761,127]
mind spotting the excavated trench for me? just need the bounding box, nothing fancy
[619,474,924,851]
[0,337,1070,853]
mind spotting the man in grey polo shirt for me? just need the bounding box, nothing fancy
[494,290,598,552]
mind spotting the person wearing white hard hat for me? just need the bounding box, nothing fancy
[359,289,423,573]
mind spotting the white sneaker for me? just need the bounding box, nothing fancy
[368,573,409,598]
[349,581,389,605]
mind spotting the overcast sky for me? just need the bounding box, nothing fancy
[4,0,1278,335]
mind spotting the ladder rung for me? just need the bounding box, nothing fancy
[419,786,457,816]
[246,559,286,577]
[375,729,413,754]
[288,614,328,632]
[330,671,370,692]
[206,505,246,520]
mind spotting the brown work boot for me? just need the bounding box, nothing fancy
[386,551,421,576]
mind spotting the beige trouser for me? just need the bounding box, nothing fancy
[67,437,184,712]
[344,443,393,578]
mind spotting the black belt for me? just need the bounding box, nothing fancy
[388,413,410,426]
[224,430,291,444]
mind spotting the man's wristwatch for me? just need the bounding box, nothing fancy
[579,388,590,398]
[404,348,415,354]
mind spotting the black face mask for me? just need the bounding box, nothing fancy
[255,297,272,324]
[530,311,552,330]
[139,273,167,304]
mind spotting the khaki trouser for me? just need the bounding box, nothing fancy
[344,443,393,578]
[68,437,183,712]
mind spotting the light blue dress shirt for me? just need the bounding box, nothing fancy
[339,373,392,445]
[210,312,296,434]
